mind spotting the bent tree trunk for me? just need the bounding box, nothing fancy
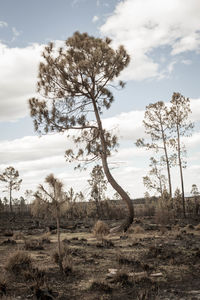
[92,99,134,231]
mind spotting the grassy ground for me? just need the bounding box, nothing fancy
[0,219,200,299]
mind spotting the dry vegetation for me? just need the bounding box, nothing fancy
[0,212,200,300]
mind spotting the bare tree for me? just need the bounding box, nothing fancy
[136,101,173,197]
[143,157,167,197]
[88,164,107,218]
[169,93,193,218]
[29,32,133,231]
[33,174,68,273]
[0,166,22,212]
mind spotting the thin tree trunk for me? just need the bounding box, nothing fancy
[161,124,172,198]
[92,99,134,231]
[159,175,163,199]
[9,183,12,213]
[177,125,186,218]
[56,209,63,273]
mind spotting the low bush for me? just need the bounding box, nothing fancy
[112,270,132,287]
[134,225,145,234]
[93,220,110,239]
[51,245,73,275]
[5,251,32,275]
[62,255,73,275]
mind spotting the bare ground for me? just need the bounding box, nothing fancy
[0,218,200,299]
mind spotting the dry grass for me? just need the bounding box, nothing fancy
[51,245,73,274]
[62,255,73,275]
[112,270,133,287]
[93,220,110,239]
[5,251,33,275]
[0,217,199,299]
[134,225,145,234]
[127,224,145,234]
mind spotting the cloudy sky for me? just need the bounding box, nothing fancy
[0,0,200,200]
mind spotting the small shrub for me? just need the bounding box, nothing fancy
[134,225,145,234]
[51,246,73,274]
[31,286,58,300]
[5,251,32,275]
[134,275,158,299]
[52,250,61,264]
[51,244,68,263]
[93,220,110,239]
[112,270,133,287]
[62,255,73,275]
[23,267,45,283]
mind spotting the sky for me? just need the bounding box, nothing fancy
[0,0,200,200]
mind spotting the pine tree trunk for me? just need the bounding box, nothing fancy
[92,99,134,231]
[9,184,13,213]
[161,126,172,197]
[177,125,186,218]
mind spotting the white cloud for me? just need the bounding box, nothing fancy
[100,0,200,80]
[103,110,145,140]
[182,59,192,65]
[0,42,44,122]
[190,98,200,122]
[92,15,99,23]
[11,27,21,41]
[0,21,8,28]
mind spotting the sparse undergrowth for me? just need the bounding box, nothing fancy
[93,220,110,239]
[5,251,33,275]
[0,217,200,299]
